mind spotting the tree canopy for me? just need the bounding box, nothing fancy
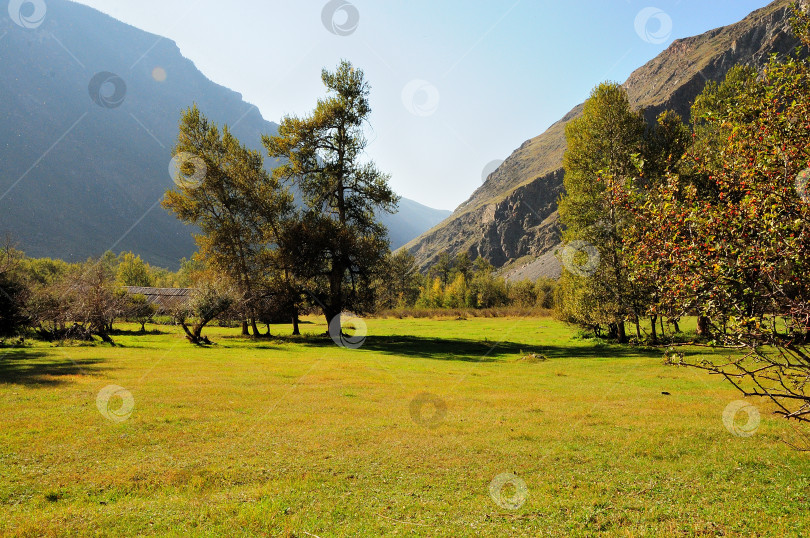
[264,60,399,328]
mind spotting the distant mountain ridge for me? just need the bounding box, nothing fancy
[0,0,449,269]
[403,0,802,280]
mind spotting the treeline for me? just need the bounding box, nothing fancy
[0,246,189,342]
[158,59,556,341]
[558,5,810,422]
[0,243,556,345]
[375,251,556,311]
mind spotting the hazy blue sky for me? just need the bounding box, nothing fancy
[72,0,771,210]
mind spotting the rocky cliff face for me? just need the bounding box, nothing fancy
[403,0,801,279]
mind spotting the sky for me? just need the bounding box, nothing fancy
[70,0,772,211]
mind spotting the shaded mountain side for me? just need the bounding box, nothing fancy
[0,0,448,269]
[382,199,451,250]
[403,0,801,277]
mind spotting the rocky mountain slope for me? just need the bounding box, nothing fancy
[0,0,448,269]
[403,0,801,279]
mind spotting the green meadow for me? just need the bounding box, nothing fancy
[0,316,807,537]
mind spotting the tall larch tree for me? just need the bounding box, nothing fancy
[264,60,398,329]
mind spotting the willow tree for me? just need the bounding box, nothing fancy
[163,105,293,336]
[264,60,398,329]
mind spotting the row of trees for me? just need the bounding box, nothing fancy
[0,242,557,344]
[0,244,291,344]
[558,5,810,422]
[381,251,556,310]
[0,245,161,342]
[557,85,689,341]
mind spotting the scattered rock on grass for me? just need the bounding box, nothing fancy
[518,353,548,363]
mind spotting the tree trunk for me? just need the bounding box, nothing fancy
[181,321,210,345]
[697,316,711,338]
[650,315,658,343]
[619,322,627,344]
[325,308,340,336]
[250,318,260,337]
[671,319,681,333]
[292,314,300,336]
[635,317,642,340]
[611,321,627,344]
[241,320,249,336]
[96,330,114,345]
[180,321,196,343]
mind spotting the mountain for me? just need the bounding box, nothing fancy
[381,199,451,250]
[0,0,448,269]
[403,0,802,280]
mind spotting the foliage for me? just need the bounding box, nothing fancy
[620,5,810,423]
[122,293,157,332]
[508,280,538,308]
[264,60,398,327]
[172,279,235,345]
[59,261,125,343]
[410,253,547,311]
[557,82,648,342]
[163,105,294,337]
[374,250,422,309]
[116,252,153,287]
[558,81,695,342]
[0,240,28,336]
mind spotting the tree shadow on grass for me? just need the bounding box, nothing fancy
[356,335,516,362]
[0,349,109,386]
[537,343,664,360]
[272,334,669,363]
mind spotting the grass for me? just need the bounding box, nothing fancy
[0,316,807,536]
